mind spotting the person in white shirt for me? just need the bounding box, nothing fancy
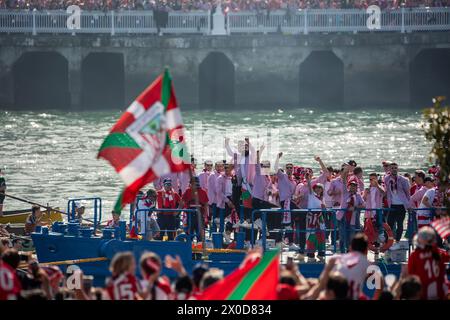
[332,233,372,300]
[417,177,437,228]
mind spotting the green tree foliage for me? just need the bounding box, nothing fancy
[422,96,450,207]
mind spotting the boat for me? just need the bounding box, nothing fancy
[0,208,63,225]
[30,198,403,293]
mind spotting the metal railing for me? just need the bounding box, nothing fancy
[227,8,450,34]
[0,8,449,35]
[249,207,448,253]
[67,197,102,232]
[0,9,210,35]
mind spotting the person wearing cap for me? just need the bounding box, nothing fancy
[179,176,209,241]
[383,162,411,247]
[156,178,181,240]
[198,160,213,191]
[0,169,6,217]
[417,177,438,229]
[337,165,365,253]
[153,173,180,194]
[410,170,427,208]
[408,226,447,300]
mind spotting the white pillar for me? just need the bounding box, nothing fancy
[211,2,227,35]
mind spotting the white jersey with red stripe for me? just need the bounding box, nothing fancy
[332,252,371,300]
[104,273,141,300]
[140,277,171,300]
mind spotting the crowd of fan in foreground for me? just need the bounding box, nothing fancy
[0,0,449,11]
[1,231,449,300]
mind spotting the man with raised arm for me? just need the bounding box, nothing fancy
[293,156,330,255]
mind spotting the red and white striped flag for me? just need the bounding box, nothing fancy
[431,217,450,240]
[97,69,190,213]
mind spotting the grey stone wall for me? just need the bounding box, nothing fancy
[1,32,450,109]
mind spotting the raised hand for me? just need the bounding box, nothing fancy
[278,152,283,159]
[314,155,321,162]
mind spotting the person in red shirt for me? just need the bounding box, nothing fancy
[407,226,448,300]
[157,178,181,240]
[180,176,209,241]
[104,252,143,300]
[0,250,21,300]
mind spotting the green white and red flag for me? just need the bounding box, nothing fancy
[97,69,190,213]
[197,249,280,300]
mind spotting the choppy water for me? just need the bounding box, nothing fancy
[0,108,432,220]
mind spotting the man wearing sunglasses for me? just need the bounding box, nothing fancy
[383,162,411,249]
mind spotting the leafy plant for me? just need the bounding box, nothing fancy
[422,96,450,207]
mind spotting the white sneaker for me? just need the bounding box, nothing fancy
[307,256,316,263]
[390,242,401,250]
[288,243,300,252]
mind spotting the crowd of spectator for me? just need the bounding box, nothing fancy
[0,0,449,12]
[1,231,449,300]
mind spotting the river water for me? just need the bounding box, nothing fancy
[0,108,432,220]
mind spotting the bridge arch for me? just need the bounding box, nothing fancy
[199,52,235,109]
[81,52,125,110]
[299,51,344,108]
[410,48,450,108]
[13,51,70,109]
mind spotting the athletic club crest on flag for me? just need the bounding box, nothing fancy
[126,101,167,161]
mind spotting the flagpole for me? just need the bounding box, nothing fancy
[188,168,208,259]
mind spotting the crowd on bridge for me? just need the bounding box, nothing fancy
[1,0,449,12]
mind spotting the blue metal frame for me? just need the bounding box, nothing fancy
[67,197,102,232]
[248,207,447,253]
[134,208,197,242]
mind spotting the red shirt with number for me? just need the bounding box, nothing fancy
[408,247,447,300]
[105,272,141,300]
[0,261,21,300]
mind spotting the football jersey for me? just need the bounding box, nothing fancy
[140,277,171,300]
[0,261,21,300]
[105,273,141,300]
[333,252,371,300]
[408,247,447,300]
